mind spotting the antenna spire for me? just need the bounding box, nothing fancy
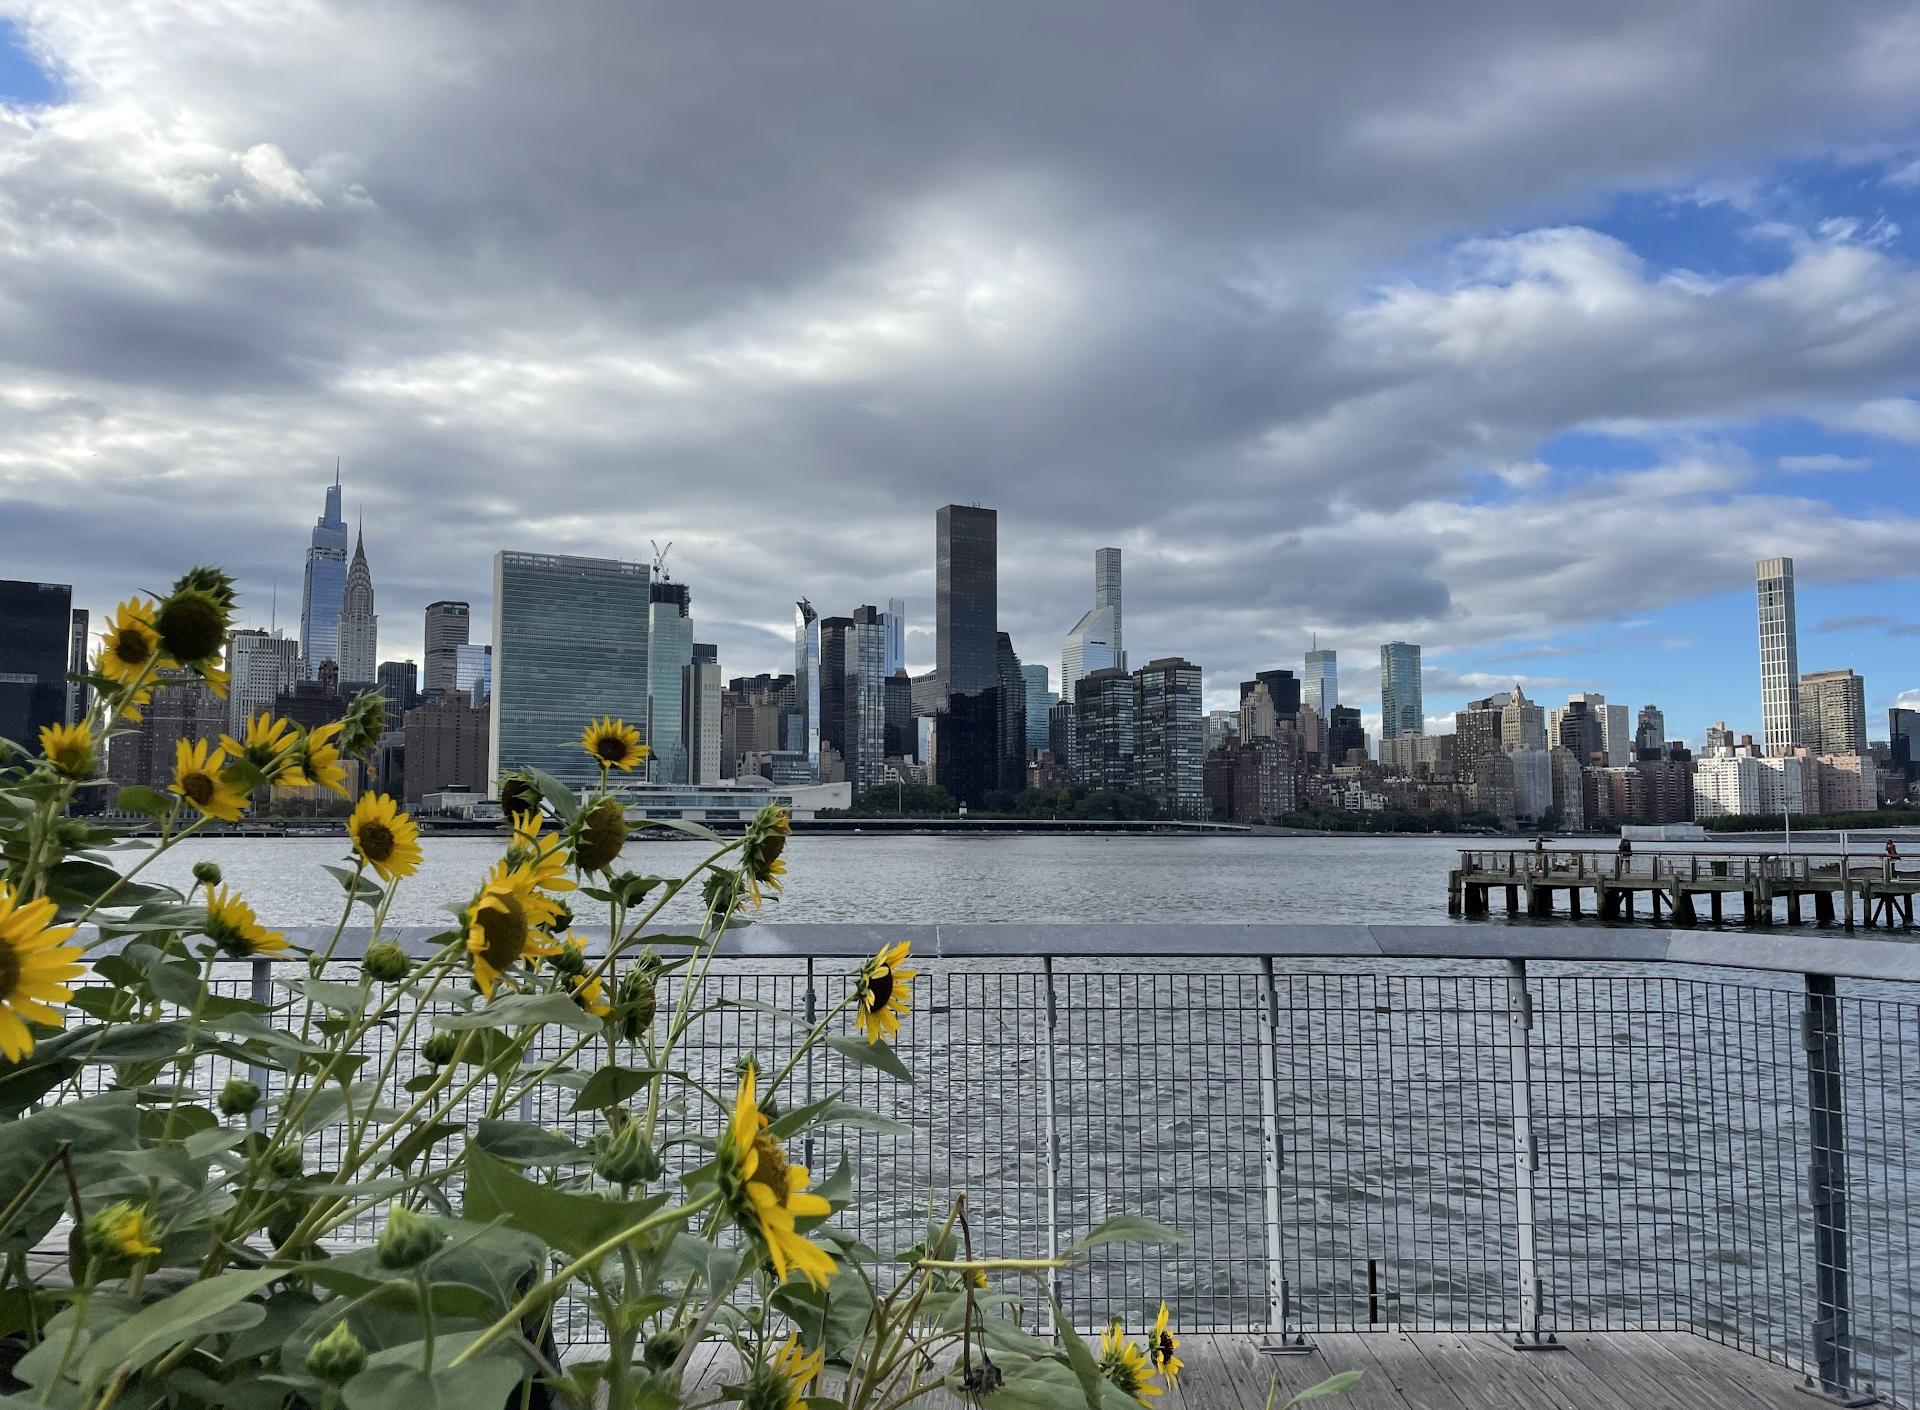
[334,457,341,487]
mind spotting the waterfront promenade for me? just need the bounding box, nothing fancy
[203,920,1920,1408]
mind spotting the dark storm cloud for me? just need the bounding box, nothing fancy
[3,0,1920,709]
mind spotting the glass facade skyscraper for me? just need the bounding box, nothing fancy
[933,504,1000,807]
[1756,556,1800,756]
[882,597,907,677]
[489,550,650,791]
[423,601,470,695]
[299,472,348,677]
[794,600,821,780]
[647,581,694,784]
[1379,641,1423,740]
[1303,644,1337,716]
[0,578,72,744]
[1021,662,1055,753]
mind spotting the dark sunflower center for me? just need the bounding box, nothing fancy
[0,942,19,1000]
[749,1133,791,1204]
[156,593,223,661]
[594,735,630,762]
[476,894,528,970]
[112,628,152,666]
[358,821,395,862]
[864,971,894,1011]
[182,773,215,805]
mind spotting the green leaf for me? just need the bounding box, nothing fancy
[569,1063,659,1114]
[1067,1214,1189,1254]
[767,1097,908,1140]
[434,991,601,1034]
[43,858,173,910]
[76,1267,280,1381]
[770,1263,874,1359]
[289,977,370,1016]
[980,1358,1099,1410]
[472,1119,584,1167]
[115,786,172,819]
[323,865,386,909]
[632,816,721,841]
[520,766,580,824]
[386,1120,463,1174]
[462,1147,670,1260]
[824,1034,914,1084]
[1041,1289,1108,1410]
[1286,1370,1365,1406]
[342,1360,524,1410]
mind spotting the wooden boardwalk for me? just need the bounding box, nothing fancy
[685,1331,1823,1408]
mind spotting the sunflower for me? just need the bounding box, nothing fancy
[153,584,231,687]
[464,861,561,998]
[855,940,916,1045]
[203,886,289,958]
[567,971,611,1019]
[741,805,791,907]
[221,713,308,786]
[580,716,647,773]
[347,793,423,883]
[1149,1302,1183,1388]
[716,1061,835,1288]
[37,721,96,777]
[170,738,250,823]
[293,722,349,798]
[758,1333,824,1410]
[95,599,173,715]
[572,797,628,873]
[1098,1320,1162,1405]
[508,813,576,894]
[0,883,85,1062]
[85,1201,163,1261]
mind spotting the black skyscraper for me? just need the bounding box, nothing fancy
[996,631,1027,793]
[1239,669,1301,722]
[817,614,853,777]
[0,579,74,745]
[933,505,1000,807]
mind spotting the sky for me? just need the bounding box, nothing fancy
[1,2,1917,750]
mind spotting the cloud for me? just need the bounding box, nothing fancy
[0,0,1919,722]
[1779,453,1871,473]
[1827,398,1920,443]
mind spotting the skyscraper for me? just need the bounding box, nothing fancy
[996,632,1027,793]
[299,470,349,677]
[1135,657,1204,818]
[647,581,694,785]
[490,550,650,791]
[794,600,821,781]
[1799,668,1867,756]
[1891,708,1919,786]
[336,527,378,688]
[376,660,418,734]
[1073,667,1135,793]
[818,614,853,780]
[1239,670,1301,723]
[685,644,723,785]
[454,644,492,706]
[423,601,470,695]
[1379,642,1422,740]
[882,597,907,677]
[849,607,890,796]
[933,504,1000,808]
[1021,663,1055,754]
[1635,705,1667,760]
[66,608,90,726]
[225,629,301,734]
[1756,556,1800,756]
[1303,640,1338,716]
[1061,548,1122,701]
[0,579,72,745]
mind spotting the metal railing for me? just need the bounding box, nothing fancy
[165,923,1919,1405]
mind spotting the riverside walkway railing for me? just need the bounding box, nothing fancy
[210,923,1920,1407]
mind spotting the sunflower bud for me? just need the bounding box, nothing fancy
[641,1332,684,1371]
[375,1205,441,1270]
[572,797,627,874]
[613,958,659,1043]
[172,564,240,615]
[306,1320,368,1384]
[363,941,409,983]
[420,1031,460,1066]
[540,897,575,935]
[550,939,588,976]
[592,1119,663,1188]
[701,867,745,917]
[218,1078,261,1117]
[84,1201,162,1262]
[337,690,388,759]
[268,1145,304,1179]
[192,860,224,886]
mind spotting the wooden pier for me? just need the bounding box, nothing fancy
[1449,847,1919,930]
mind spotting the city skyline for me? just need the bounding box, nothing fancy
[5,7,1920,749]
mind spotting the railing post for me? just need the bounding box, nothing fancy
[1041,956,1063,1318]
[1505,959,1559,1350]
[248,957,272,1133]
[803,958,818,1173]
[1255,956,1312,1353]
[1801,973,1876,1405]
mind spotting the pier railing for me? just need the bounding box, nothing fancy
[176,924,1919,1406]
[1461,846,1920,884]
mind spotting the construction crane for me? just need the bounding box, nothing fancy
[650,539,673,581]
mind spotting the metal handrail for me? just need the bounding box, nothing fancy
[169,921,1920,984]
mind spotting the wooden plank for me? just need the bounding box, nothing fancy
[1202,1333,1407,1410]
[1325,1332,1472,1410]
[1402,1332,1572,1410]
[1622,1332,1811,1410]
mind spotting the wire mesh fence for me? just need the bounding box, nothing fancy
[118,946,1920,1405]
